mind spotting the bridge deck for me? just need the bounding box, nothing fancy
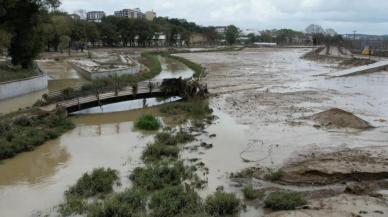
[328,60,388,77]
[40,82,168,113]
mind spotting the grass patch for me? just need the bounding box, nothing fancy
[130,162,187,191]
[205,191,241,216]
[175,130,195,144]
[149,185,202,217]
[264,169,285,182]
[142,142,180,162]
[155,132,178,146]
[230,167,257,179]
[159,99,213,120]
[87,189,146,217]
[264,191,307,211]
[0,111,75,160]
[0,62,40,82]
[241,185,259,200]
[135,114,161,131]
[65,168,119,198]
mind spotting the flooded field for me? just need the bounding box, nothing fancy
[0,48,387,217]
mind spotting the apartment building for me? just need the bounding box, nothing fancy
[86,11,105,22]
[114,8,145,19]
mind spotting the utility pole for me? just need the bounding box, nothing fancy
[353,30,357,40]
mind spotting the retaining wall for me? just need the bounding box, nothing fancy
[0,75,48,100]
[71,63,141,80]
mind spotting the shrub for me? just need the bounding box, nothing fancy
[264,169,285,181]
[87,189,146,217]
[59,195,87,217]
[65,168,119,198]
[175,130,195,144]
[115,189,146,211]
[142,143,180,162]
[13,115,32,127]
[241,185,259,200]
[130,162,186,191]
[149,186,202,217]
[155,132,177,146]
[159,100,213,120]
[87,197,146,217]
[264,191,307,210]
[135,114,161,131]
[205,192,240,216]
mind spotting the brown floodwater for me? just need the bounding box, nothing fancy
[1,48,387,217]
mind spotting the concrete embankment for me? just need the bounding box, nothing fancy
[0,74,48,100]
[328,60,388,77]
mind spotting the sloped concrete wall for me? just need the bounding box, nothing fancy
[0,75,48,100]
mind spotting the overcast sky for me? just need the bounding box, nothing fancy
[60,0,388,35]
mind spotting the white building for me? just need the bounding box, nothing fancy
[86,11,105,22]
[145,11,156,21]
[215,26,228,35]
[241,29,261,36]
[114,8,145,19]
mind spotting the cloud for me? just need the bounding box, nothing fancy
[59,0,388,35]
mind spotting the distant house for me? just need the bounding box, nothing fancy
[86,11,105,22]
[69,14,81,20]
[145,11,156,21]
[189,33,208,45]
[114,8,145,19]
[215,26,228,35]
[152,33,167,47]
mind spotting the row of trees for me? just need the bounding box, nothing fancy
[0,1,224,69]
[41,13,222,52]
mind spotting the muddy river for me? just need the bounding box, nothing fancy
[0,48,387,217]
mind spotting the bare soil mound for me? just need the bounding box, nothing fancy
[266,194,388,217]
[277,148,388,185]
[311,108,373,129]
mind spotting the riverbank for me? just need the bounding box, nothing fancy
[0,108,75,160]
[0,62,40,83]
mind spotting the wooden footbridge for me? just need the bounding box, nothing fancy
[40,79,207,114]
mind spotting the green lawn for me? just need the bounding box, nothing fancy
[0,62,40,83]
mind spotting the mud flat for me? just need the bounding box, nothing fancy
[256,147,388,185]
[177,48,388,216]
[266,194,388,217]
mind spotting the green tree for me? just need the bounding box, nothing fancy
[51,14,73,51]
[58,35,70,54]
[225,25,239,45]
[2,0,60,68]
[85,22,100,47]
[0,29,12,55]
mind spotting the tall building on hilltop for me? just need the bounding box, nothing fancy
[114,8,145,19]
[86,11,105,22]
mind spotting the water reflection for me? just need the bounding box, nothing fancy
[0,139,69,186]
[0,89,47,114]
[72,97,181,115]
[153,55,194,80]
[0,109,156,217]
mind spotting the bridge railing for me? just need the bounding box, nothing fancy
[44,81,162,106]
